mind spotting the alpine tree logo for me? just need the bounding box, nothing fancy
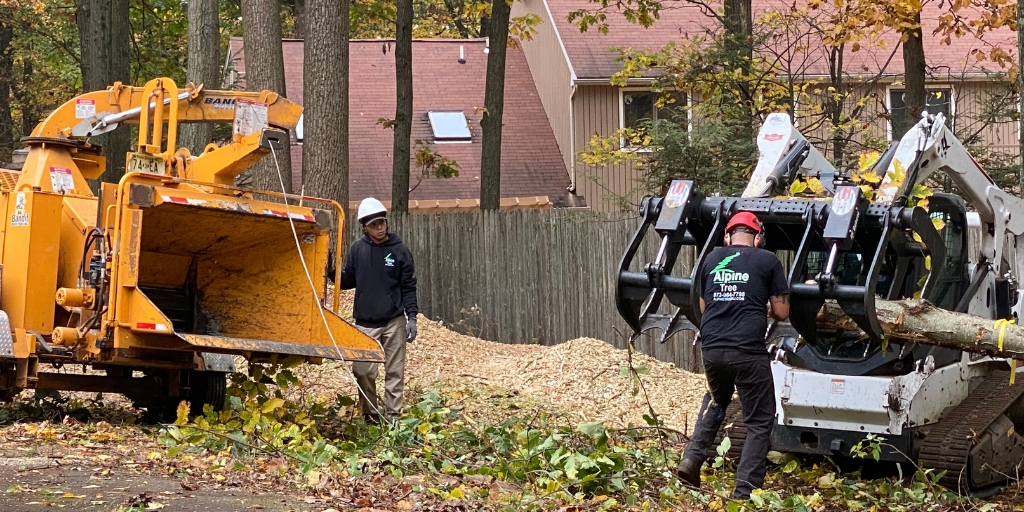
[710,252,749,284]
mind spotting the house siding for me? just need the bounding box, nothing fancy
[953,80,1018,156]
[574,84,643,213]
[512,0,575,186]
[795,80,1018,165]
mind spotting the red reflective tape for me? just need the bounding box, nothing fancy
[136,322,156,330]
[168,196,189,204]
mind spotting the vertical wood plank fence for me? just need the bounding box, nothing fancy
[347,209,702,372]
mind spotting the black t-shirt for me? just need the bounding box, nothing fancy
[698,245,789,353]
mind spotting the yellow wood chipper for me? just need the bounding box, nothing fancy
[0,77,383,418]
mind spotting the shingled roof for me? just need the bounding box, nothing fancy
[542,0,1016,80]
[227,37,580,208]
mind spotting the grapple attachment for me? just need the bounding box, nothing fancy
[616,112,975,351]
[616,181,956,346]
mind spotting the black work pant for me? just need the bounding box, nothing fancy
[682,348,776,498]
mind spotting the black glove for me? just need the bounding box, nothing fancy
[406,317,417,343]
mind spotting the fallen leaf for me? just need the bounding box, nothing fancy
[146,503,165,510]
[63,493,85,499]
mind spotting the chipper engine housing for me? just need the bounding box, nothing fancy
[617,112,1024,491]
[0,77,383,417]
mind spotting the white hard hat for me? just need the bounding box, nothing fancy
[357,197,387,224]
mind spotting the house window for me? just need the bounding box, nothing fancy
[889,88,952,138]
[428,111,472,142]
[620,90,687,146]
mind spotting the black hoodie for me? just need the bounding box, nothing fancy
[340,233,418,328]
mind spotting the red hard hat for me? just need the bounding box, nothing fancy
[726,212,762,233]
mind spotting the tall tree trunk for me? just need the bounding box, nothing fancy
[829,46,846,166]
[17,53,37,137]
[0,16,14,162]
[303,0,349,212]
[1018,0,1023,194]
[480,0,510,210]
[240,0,293,193]
[76,0,131,184]
[293,0,306,39]
[723,0,752,61]
[391,0,413,213]
[901,11,926,133]
[722,0,754,160]
[180,0,220,156]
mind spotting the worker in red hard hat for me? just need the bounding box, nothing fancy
[676,210,790,500]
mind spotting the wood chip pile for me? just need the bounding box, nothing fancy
[298,292,709,433]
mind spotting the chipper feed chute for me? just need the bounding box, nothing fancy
[105,180,384,362]
[615,111,1024,492]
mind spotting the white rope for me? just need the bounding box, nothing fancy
[268,144,390,423]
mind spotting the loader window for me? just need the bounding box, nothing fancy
[926,197,968,311]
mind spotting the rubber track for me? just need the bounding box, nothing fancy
[917,370,1024,491]
[706,401,747,461]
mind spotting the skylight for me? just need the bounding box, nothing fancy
[428,111,472,142]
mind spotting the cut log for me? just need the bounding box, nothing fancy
[816,299,1024,359]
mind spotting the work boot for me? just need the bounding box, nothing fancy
[731,490,751,501]
[676,459,702,488]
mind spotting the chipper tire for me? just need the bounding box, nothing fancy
[133,369,228,423]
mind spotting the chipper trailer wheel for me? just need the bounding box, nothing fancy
[126,369,228,422]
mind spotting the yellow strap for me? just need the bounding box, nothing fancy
[994,318,1017,385]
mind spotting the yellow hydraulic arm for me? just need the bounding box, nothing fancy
[29,78,303,187]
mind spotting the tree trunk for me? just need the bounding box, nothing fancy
[1018,0,1023,194]
[722,0,754,160]
[76,0,131,184]
[901,11,926,134]
[817,299,1024,360]
[0,16,14,162]
[293,0,306,39]
[479,0,510,210]
[104,0,130,184]
[17,53,37,138]
[303,0,349,212]
[391,0,413,213]
[240,0,293,194]
[829,46,846,166]
[723,0,752,61]
[180,0,220,156]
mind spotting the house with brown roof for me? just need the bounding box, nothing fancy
[512,0,1019,212]
[227,37,584,211]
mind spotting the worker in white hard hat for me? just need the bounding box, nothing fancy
[338,197,418,424]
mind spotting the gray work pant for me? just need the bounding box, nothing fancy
[353,315,407,420]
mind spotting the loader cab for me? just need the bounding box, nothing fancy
[782,193,968,376]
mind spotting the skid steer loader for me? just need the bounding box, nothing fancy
[617,111,1024,491]
[0,77,383,417]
